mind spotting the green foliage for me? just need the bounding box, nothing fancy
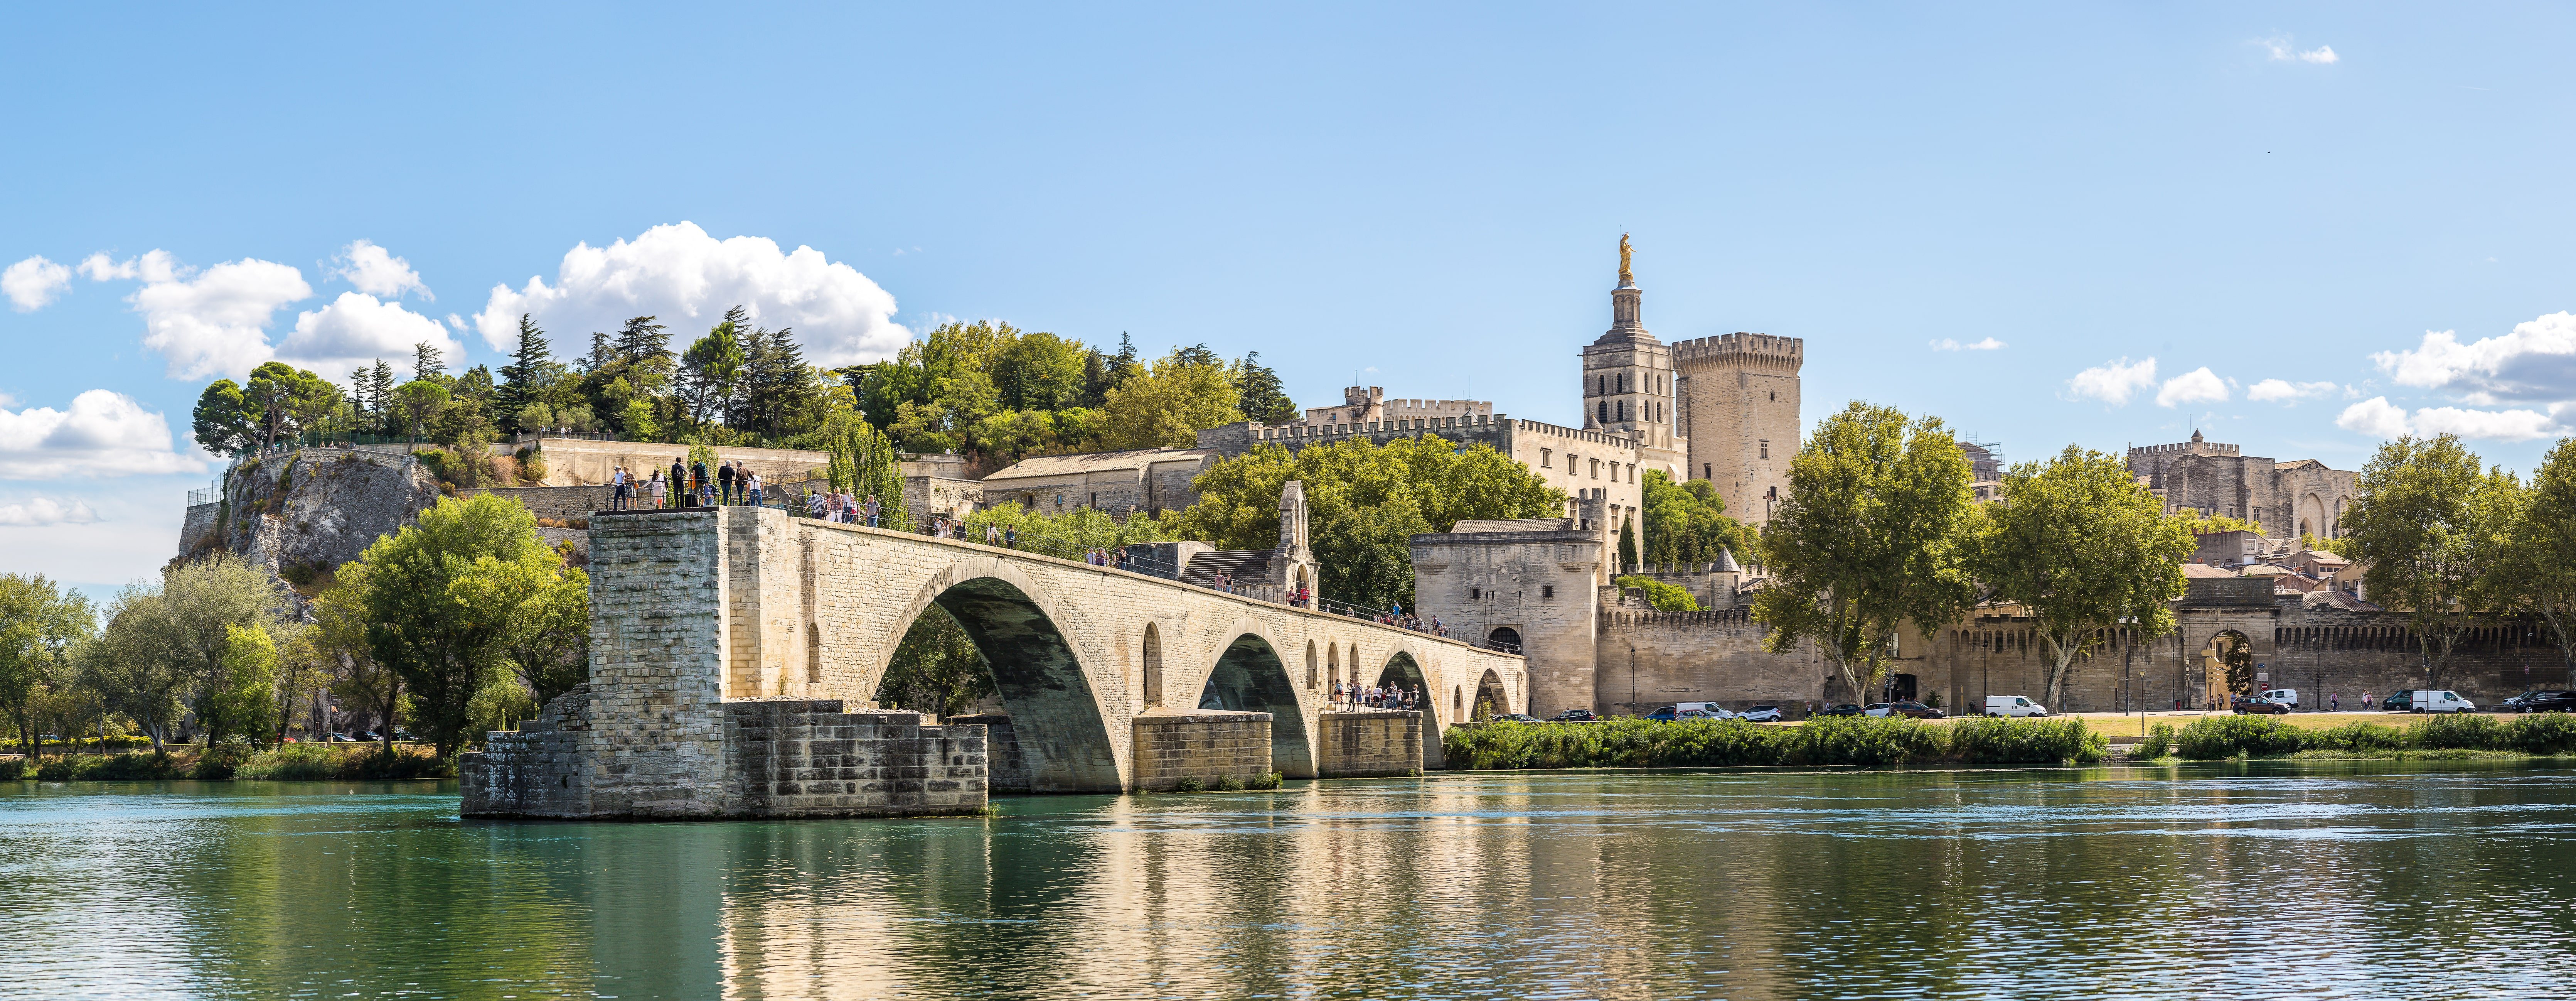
[348,493,564,757]
[192,378,255,456]
[1617,518,1638,573]
[2342,434,2522,685]
[191,745,249,780]
[2133,722,2176,759]
[1098,348,1243,450]
[874,605,995,718]
[963,504,1167,549]
[236,743,344,780]
[1974,445,2195,706]
[2166,715,2576,758]
[2410,712,2504,750]
[0,758,22,781]
[1613,576,1701,612]
[207,623,281,748]
[2304,721,2408,753]
[824,416,910,526]
[1946,716,2107,764]
[2174,716,2309,758]
[1639,470,1747,568]
[2505,439,2576,682]
[1754,401,1980,703]
[1170,436,1563,610]
[2510,712,2576,754]
[1442,716,2098,770]
[0,572,96,761]
[2175,511,2260,535]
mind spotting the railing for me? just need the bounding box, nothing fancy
[187,483,223,506]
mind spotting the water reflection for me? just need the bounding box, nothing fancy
[5,762,2576,999]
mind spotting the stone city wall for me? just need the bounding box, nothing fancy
[460,683,594,819]
[1316,710,1422,778]
[1594,606,1826,715]
[1129,709,1274,790]
[525,437,830,488]
[461,484,614,521]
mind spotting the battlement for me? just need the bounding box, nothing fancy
[1671,332,1804,367]
[2130,441,2240,457]
[1510,418,1644,452]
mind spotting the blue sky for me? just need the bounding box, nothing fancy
[7,3,2576,597]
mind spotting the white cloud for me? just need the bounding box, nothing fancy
[2335,396,2562,442]
[2064,356,2157,406]
[0,497,101,527]
[3,256,73,311]
[0,390,204,479]
[2155,367,2230,408]
[110,252,314,380]
[77,252,145,282]
[330,240,430,300]
[275,292,461,379]
[473,221,907,365]
[2371,312,2576,402]
[2260,37,2339,64]
[1931,337,2007,351]
[2245,378,2341,403]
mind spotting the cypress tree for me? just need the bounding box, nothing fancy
[497,314,553,434]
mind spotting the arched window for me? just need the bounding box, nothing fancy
[1618,373,1627,393]
[1327,643,1340,687]
[1305,641,1318,689]
[1618,400,1628,422]
[1488,626,1522,652]
[1142,623,1163,707]
[1597,401,1609,424]
[805,622,821,683]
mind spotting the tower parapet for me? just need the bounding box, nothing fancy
[1671,333,1805,372]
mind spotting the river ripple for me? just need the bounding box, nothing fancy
[3,760,2573,999]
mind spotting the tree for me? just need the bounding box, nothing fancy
[497,314,556,435]
[77,585,190,750]
[1098,349,1243,450]
[313,565,403,758]
[0,574,94,761]
[826,416,911,527]
[678,319,745,430]
[2341,434,2520,688]
[2510,438,2576,684]
[1233,351,1299,424]
[737,322,817,440]
[995,331,1087,412]
[191,379,256,456]
[243,361,330,451]
[1170,436,1563,609]
[1973,445,2195,707]
[1614,575,1702,612]
[1639,470,1747,568]
[1617,519,1639,574]
[395,379,449,451]
[413,341,445,381]
[209,623,283,749]
[873,605,994,717]
[450,549,591,707]
[1753,402,1980,704]
[111,557,288,748]
[613,315,672,365]
[349,493,560,757]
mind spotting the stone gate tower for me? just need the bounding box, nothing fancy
[1580,234,1688,479]
[1672,327,1802,525]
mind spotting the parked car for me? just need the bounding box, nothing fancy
[2231,696,2289,715]
[2391,689,2477,714]
[1546,709,1601,723]
[1644,706,1681,722]
[1887,701,1946,719]
[2505,690,2576,714]
[2258,689,2301,709]
[1678,707,1735,721]
[1489,714,1542,724]
[1814,704,1865,717]
[328,733,359,743]
[1985,695,2049,718]
[1738,706,1785,723]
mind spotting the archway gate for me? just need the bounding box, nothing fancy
[480,506,1528,817]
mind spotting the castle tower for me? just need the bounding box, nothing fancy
[1672,329,1803,526]
[1579,234,1687,478]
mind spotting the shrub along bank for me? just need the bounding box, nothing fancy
[2136,712,2576,760]
[4,745,451,782]
[1443,715,2106,770]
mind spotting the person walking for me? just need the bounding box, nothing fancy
[745,470,763,508]
[716,460,735,505]
[2361,691,2373,710]
[863,494,881,528]
[1003,524,1017,549]
[669,457,687,505]
[2330,693,2341,712]
[649,469,667,508]
[610,465,628,510]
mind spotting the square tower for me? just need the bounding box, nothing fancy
[1672,332,1803,525]
[1579,235,1688,478]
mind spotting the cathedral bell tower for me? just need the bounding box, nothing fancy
[1580,234,1685,476]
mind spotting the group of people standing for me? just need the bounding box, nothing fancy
[806,489,886,527]
[606,456,765,510]
[1333,681,1420,712]
[1370,601,1446,638]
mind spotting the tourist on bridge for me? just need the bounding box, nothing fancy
[610,466,629,510]
[648,469,666,508]
[669,459,686,506]
[863,495,881,527]
[745,471,763,508]
[717,461,735,504]
[689,457,709,506]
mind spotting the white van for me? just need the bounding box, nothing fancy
[1985,695,2049,717]
[2259,689,2300,709]
[2402,690,2478,714]
[1676,702,1737,720]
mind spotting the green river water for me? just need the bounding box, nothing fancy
[4,760,2574,999]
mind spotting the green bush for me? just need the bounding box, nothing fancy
[0,758,22,781]
[345,749,452,780]
[2133,722,2175,760]
[2411,712,2505,750]
[1948,717,2106,764]
[1776,715,1949,766]
[83,752,182,780]
[2305,721,2408,754]
[238,744,345,780]
[191,746,249,780]
[35,759,75,781]
[1171,776,1205,792]
[2175,716,2308,759]
[2507,712,2576,755]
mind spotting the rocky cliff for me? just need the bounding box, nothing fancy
[189,448,445,579]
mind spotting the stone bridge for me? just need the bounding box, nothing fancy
[465,506,1526,818]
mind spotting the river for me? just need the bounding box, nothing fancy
[4,761,2573,999]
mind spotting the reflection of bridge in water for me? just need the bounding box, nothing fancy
[464,506,1527,818]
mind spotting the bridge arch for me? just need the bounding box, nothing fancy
[881,558,1122,793]
[1374,648,1445,768]
[1199,623,1317,779]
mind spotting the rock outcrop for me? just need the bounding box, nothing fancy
[199,448,444,577]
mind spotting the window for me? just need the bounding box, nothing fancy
[1142,624,1163,707]
[1759,440,1769,460]
[1054,493,1064,507]
[1597,401,1609,423]
[1089,492,1097,508]
[1306,641,1318,689]
[1619,373,1627,393]
[1703,463,1712,478]
[1589,459,1600,479]
[1541,585,1555,599]
[1470,586,1481,600]
[1625,464,1635,481]
[1541,448,1552,468]
[1328,643,1339,686]
[1617,400,1628,422]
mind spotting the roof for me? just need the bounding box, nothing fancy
[2290,550,2351,565]
[2182,564,2237,579]
[980,447,1213,482]
[1447,517,1580,533]
[2242,564,2292,577]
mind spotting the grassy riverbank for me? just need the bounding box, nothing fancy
[1444,715,2107,769]
[2135,712,2576,760]
[0,743,449,782]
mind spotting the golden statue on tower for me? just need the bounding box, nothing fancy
[1618,233,1633,284]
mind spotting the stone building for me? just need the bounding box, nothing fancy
[2127,430,2359,538]
[975,447,1218,519]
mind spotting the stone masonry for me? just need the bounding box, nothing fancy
[1315,710,1422,778]
[1129,709,1274,790]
